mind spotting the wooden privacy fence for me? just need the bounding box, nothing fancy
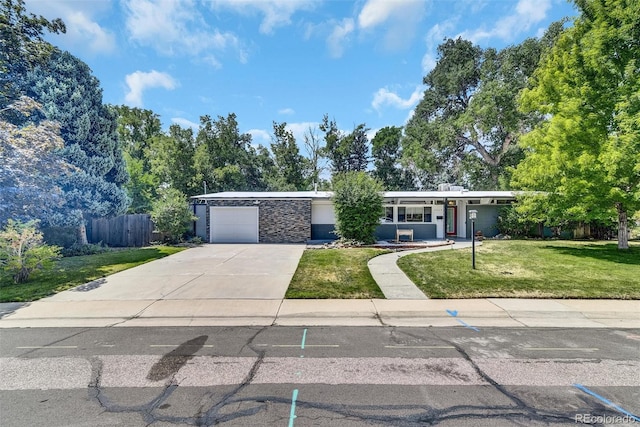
[89,214,154,247]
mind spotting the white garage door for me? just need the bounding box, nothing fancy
[210,207,259,243]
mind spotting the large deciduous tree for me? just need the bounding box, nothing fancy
[512,0,640,250]
[320,115,369,174]
[24,50,129,243]
[371,126,415,190]
[193,113,265,192]
[404,24,562,189]
[302,125,328,189]
[111,105,163,213]
[149,124,198,196]
[267,122,307,190]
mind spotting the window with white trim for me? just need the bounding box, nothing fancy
[397,206,432,223]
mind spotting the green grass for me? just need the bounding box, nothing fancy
[397,240,640,299]
[0,246,186,302]
[286,248,389,299]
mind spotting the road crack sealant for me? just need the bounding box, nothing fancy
[85,326,278,426]
[81,325,634,426]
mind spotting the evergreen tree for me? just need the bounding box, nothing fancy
[24,50,129,243]
[0,0,65,108]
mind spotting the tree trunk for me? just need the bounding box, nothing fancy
[77,223,89,246]
[617,204,629,250]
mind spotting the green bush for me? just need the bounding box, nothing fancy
[151,188,197,243]
[332,172,384,245]
[496,206,538,237]
[61,242,109,257]
[42,226,78,248]
[0,220,62,283]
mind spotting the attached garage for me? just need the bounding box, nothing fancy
[210,206,258,243]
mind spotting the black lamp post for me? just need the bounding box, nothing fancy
[469,209,478,269]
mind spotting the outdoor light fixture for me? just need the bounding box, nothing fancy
[469,210,478,269]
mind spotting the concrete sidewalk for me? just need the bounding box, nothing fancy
[368,240,472,299]
[1,298,638,328]
[0,242,638,329]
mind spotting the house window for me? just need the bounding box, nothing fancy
[398,206,424,222]
[384,206,394,222]
[424,207,432,222]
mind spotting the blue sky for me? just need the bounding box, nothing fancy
[26,0,577,151]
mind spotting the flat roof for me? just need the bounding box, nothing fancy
[192,190,518,200]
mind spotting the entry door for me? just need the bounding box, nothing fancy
[446,206,457,235]
[210,207,259,243]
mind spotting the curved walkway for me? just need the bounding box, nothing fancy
[368,241,475,299]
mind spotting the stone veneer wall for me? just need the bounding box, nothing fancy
[206,199,311,243]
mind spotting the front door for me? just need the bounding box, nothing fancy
[446,206,457,236]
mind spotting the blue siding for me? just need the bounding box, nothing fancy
[466,205,500,237]
[313,223,438,241]
[375,224,437,241]
[311,224,336,240]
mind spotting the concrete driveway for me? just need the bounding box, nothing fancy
[46,244,306,301]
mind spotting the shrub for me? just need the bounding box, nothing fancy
[332,172,384,245]
[0,219,61,283]
[151,188,197,243]
[61,242,109,257]
[42,226,78,248]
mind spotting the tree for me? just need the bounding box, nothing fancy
[512,0,640,250]
[0,0,65,107]
[149,124,198,196]
[150,188,197,243]
[0,219,61,283]
[111,105,163,213]
[0,96,74,225]
[266,122,307,190]
[302,125,328,189]
[320,115,370,174]
[24,50,130,243]
[371,126,415,190]
[193,113,266,192]
[332,172,384,244]
[403,25,563,189]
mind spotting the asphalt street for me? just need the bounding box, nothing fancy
[1,326,639,426]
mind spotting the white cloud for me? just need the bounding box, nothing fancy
[278,108,295,115]
[358,0,425,51]
[421,20,457,74]
[372,85,424,112]
[67,11,115,53]
[358,0,422,29]
[248,129,271,146]
[366,127,380,142]
[284,122,320,149]
[171,117,199,130]
[211,0,317,34]
[124,70,178,107]
[123,0,245,61]
[327,18,355,58]
[24,0,115,54]
[462,0,552,43]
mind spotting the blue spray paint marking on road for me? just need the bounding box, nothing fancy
[446,310,479,331]
[288,389,299,427]
[573,384,640,422]
[456,318,480,331]
[301,328,307,350]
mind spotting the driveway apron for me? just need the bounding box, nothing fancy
[45,244,306,301]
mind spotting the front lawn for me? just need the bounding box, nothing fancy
[0,246,185,302]
[397,240,640,299]
[286,248,389,299]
